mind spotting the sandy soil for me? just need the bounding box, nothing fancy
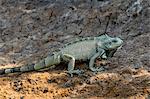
[0,64,149,99]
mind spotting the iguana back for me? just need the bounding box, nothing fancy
[61,37,97,60]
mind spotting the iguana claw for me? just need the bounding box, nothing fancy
[93,67,105,72]
[66,69,84,77]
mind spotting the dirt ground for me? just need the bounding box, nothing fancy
[0,0,150,98]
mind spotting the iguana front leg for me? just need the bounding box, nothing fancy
[89,49,105,72]
[62,54,83,77]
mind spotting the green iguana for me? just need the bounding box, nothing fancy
[0,34,123,77]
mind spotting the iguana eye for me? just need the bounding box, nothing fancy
[112,39,117,43]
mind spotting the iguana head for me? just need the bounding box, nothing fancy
[97,34,123,50]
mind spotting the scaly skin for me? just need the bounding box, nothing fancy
[0,34,123,77]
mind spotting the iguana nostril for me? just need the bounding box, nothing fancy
[112,39,118,43]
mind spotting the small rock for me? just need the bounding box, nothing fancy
[43,87,49,93]
[47,79,57,83]
[20,96,24,99]
[63,82,73,88]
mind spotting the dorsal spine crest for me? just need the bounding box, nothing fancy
[63,37,95,48]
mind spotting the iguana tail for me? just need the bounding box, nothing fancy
[0,54,61,75]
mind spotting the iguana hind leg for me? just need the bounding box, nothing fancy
[62,54,83,77]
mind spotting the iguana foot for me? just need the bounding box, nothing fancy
[91,67,105,72]
[66,69,84,77]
